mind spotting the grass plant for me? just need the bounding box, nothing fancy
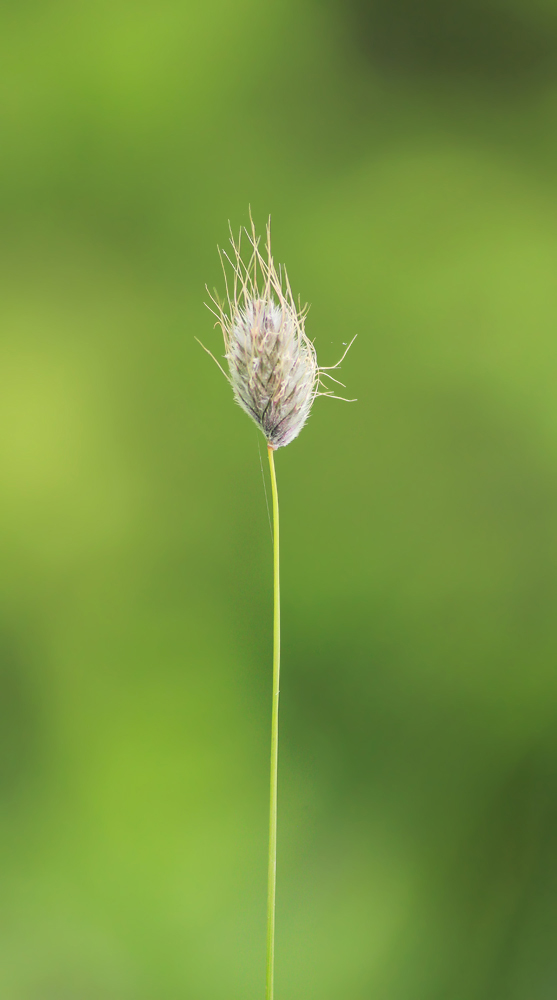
[203,215,354,998]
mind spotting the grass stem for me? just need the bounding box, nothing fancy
[266,444,280,1000]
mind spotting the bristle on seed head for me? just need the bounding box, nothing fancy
[204,214,355,449]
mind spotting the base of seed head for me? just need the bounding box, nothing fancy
[204,215,355,448]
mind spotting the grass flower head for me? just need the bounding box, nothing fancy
[205,216,354,448]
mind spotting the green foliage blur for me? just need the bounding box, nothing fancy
[2,0,557,996]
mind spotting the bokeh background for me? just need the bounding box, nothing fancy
[2,0,557,996]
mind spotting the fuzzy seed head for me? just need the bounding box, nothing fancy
[205,216,354,448]
[205,218,319,448]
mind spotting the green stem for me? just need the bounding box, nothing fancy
[266,444,280,1000]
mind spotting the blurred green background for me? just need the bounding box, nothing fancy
[3,0,557,996]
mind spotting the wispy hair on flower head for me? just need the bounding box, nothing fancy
[203,214,355,449]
